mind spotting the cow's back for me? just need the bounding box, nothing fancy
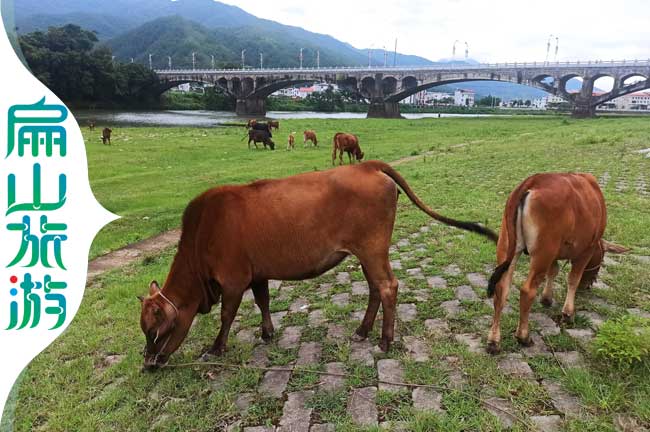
[186,163,398,280]
[522,173,606,258]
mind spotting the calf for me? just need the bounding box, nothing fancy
[332,132,363,165]
[486,173,628,354]
[101,127,112,145]
[139,161,498,369]
[89,121,95,131]
[269,120,280,130]
[287,132,296,150]
[303,130,318,147]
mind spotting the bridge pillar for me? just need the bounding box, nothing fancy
[367,100,402,119]
[571,77,596,118]
[236,97,266,117]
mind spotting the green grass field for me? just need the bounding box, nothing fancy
[5,116,650,431]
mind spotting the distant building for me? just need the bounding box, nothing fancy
[271,82,338,99]
[612,91,650,110]
[176,83,191,92]
[454,89,475,106]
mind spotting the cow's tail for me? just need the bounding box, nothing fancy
[486,182,531,298]
[376,161,498,242]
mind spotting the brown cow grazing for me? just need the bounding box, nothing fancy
[139,161,497,369]
[248,129,275,150]
[332,132,363,165]
[485,173,628,354]
[287,132,296,150]
[89,120,95,131]
[303,130,318,147]
[269,120,280,130]
[101,127,112,145]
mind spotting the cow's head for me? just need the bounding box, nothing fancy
[579,239,630,289]
[356,150,365,161]
[139,280,190,370]
[267,139,275,150]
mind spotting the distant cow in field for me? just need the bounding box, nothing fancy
[251,121,272,137]
[287,132,296,150]
[332,132,363,165]
[101,128,112,145]
[89,121,95,131]
[486,173,628,354]
[138,161,498,369]
[248,129,275,150]
[269,120,280,130]
[303,130,318,147]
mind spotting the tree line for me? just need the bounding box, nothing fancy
[18,24,160,107]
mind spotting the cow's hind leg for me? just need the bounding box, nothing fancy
[357,254,398,352]
[515,254,554,345]
[251,280,274,341]
[540,260,559,307]
[487,251,521,354]
[561,254,591,322]
[352,265,382,341]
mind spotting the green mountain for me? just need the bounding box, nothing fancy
[15,12,138,39]
[10,0,434,67]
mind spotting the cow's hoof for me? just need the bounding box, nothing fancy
[377,339,391,353]
[561,313,574,324]
[540,297,553,308]
[200,349,224,361]
[486,341,501,355]
[516,335,534,347]
[352,327,369,342]
[261,328,274,342]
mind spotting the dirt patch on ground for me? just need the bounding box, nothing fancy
[87,229,181,281]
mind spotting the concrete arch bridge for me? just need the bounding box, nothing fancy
[154,60,650,118]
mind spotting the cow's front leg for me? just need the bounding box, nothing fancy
[202,287,244,358]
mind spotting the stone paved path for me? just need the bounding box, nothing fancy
[104,219,640,430]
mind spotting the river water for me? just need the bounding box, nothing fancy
[72,109,502,127]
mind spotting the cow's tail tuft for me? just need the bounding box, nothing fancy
[487,261,510,298]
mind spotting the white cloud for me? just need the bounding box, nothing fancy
[219,0,650,62]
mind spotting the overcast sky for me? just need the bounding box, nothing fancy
[220,0,650,64]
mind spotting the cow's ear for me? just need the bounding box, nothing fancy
[149,280,161,295]
[602,239,630,254]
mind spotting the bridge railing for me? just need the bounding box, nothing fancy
[154,59,650,75]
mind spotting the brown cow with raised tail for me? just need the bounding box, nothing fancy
[139,161,497,369]
[486,173,628,354]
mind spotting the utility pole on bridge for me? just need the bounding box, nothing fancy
[148,53,153,69]
[241,49,246,69]
[168,56,172,69]
[299,48,303,69]
[260,52,263,69]
[316,50,320,68]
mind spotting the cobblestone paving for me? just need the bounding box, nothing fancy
[219,222,645,431]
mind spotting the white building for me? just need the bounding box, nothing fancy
[613,91,650,110]
[454,89,475,106]
[272,82,338,99]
